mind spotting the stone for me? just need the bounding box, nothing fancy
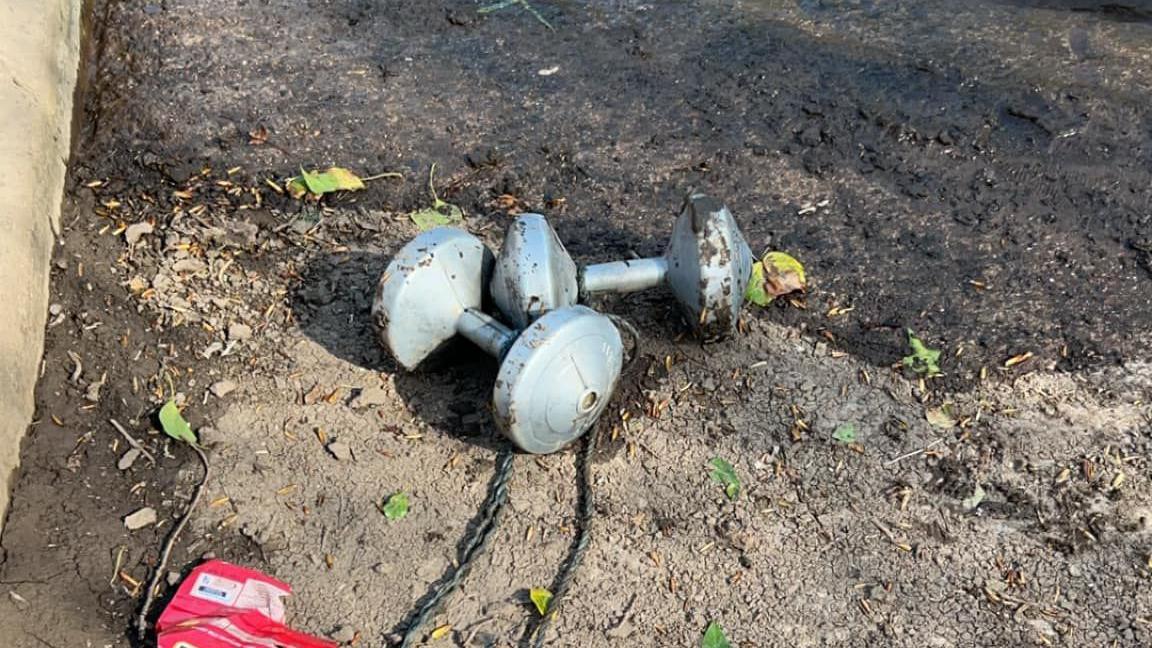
[124,507,158,530]
[228,322,253,341]
[172,258,206,273]
[124,221,154,245]
[118,448,141,470]
[327,441,352,461]
[210,380,238,398]
[330,625,356,643]
[350,386,388,408]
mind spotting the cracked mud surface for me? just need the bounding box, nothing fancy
[1,1,1151,646]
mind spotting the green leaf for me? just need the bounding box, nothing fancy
[409,203,464,231]
[285,177,309,199]
[701,622,731,648]
[745,261,771,306]
[707,457,740,500]
[745,251,806,307]
[529,587,553,616]
[299,167,365,195]
[962,484,985,511]
[408,163,464,230]
[158,400,197,445]
[902,330,942,377]
[832,422,857,444]
[383,492,409,521]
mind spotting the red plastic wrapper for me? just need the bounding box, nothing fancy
[156,560,338,648]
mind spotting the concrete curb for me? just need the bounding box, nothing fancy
[0,0,82,524]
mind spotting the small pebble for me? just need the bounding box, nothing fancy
[124,221,154,245]
[350,386,388,408]
[118,448,142,470]
[228,322,253,341]
[330,625,356,643]
[211,380,238,398]
[124,507,158,530]
[327,441,352,461]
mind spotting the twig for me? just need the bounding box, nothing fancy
[110,419,157,465]
[360,172,405,182]
[136,443,210,640]
[884,438,943,466]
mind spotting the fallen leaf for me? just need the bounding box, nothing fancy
[745,251,806,306]
[701,622,732,648]
[902,330,941,377]
[832,422,857,444]
[962,484,985,511]
[300,167,366,195]
[707,457,740,500]
[158,400,197,445]
[925,406,956,429]
[409,163,464,230]
[285,177,309,199]
[529,588,553,616]
[430,624,452,640]
[409,205,463,230]
[382,492,409,521]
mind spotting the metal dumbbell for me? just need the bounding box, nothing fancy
[373,227,624,454]
[489,192,753,337]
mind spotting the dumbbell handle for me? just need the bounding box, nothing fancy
[580,257,668,294]
[456,308,517,358]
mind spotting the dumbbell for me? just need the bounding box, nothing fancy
[489,192,753,337]
[372,227,624,454]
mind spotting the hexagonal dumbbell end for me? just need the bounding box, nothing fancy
[373,227,623,454]
[490,213,579,329]
[662,192,754,337]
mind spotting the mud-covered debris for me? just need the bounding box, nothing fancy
[228,322,253,341]
[326,441,352,461]
[124,507,158,530]
[124,221,154,245]
[210,380,238,398]
[118,448,142,470]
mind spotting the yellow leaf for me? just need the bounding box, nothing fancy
[430,624,452,640]
[746,251,806,306]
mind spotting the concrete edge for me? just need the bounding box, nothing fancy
[0,0,83,527]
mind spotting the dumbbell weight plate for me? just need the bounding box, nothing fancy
[493,305,623,454]
[664,193,754,337]
[373,227,495,370]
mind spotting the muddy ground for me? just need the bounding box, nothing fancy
[2,0,1152,646]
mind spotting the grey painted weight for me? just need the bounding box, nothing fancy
[373,227,623,454]
[490,214,578,329]
[490,192,754,337]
